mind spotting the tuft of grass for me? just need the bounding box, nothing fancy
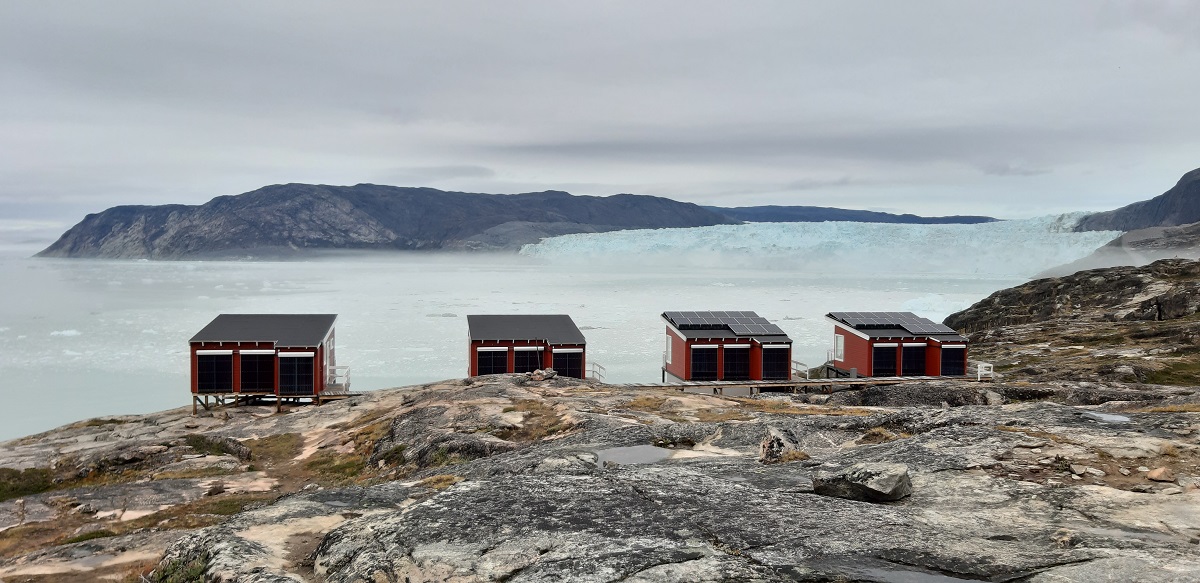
[151,552,210,583]
[625,395,668,411]
[417,474,463,490]
[1161,443,1179,457]
[778,450,811,463]
[0,468,53,503]
[303,452,366,480]
[492,400,571,442]
[380,444,408,466]
[183,434,243,458]
[60,529,117,545]
[242,433,304,465]
[693,408,753,422]
[859,427,901,444]
[1144,358,1200,386]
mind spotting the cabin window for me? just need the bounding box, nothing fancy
[665,334,672,364]
[762,346,790,380]
[872,345,897,377]
[901,345,926,376]
[723,346,750,380]
[941,347,966,376]
[240,353,275,392]
[553,350,584,379]
[834,334,845,361]
[279,355,315,395]
[691,347,718,380]
[476,348,508,375]
[513,348,543,373]
[197,354,233,393]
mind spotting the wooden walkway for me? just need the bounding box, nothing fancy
[610,375,985,395]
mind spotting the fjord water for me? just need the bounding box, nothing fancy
[0,218,1118,440]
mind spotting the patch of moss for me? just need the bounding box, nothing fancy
[151,551,210,583]
[693,408,753,422]
[183,434,241,457]
[417,474,463,490]
[61,529,117,545]
[491,400,571,442]
[624,395,668,411]
[303,452,365,479]
[379,444,407,466]
[243,433,304,465]
[1144,358,1200,386]
[0,468,53,502]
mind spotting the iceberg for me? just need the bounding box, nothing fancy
[521,213,1119,279]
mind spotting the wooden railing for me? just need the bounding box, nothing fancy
[588,362,607,381]
[325,366,351,393]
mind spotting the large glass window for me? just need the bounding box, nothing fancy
[834,335,845,361]
[941,348,966,376]
[476,349,508,375]
[691,347,718,380]
[513,349,542,373]
[240,354,275,392]
[872,346,897,377]
[279,356,314,395]
[762,347,791,380]
[723,346,750,380]
[553,351,584,379]
[901,346,926,377]
[197,354,233,393]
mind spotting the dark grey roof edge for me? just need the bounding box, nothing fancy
[189,314,337,346]
[467,314,586,345]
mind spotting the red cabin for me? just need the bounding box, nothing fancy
[188,314,350,412]
[826,311,968,377]
[467,315,587,379]
[661,311,793,382]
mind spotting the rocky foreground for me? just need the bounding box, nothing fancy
[0,374,1197,582]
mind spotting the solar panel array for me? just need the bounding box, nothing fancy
[663,311,787,336]
[828,311,959,336]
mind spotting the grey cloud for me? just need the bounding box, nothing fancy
[0,1,1197,225]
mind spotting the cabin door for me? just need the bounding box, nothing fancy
[762,346,790,380]
[690,347,718,381]
[552,350,584,379]
[872,345,897,377]
[278,355,315,395]
[476,348,509,375]
[941,348,966,376]
[900,345,926,376]
[196,352,233,393]
[722,346,750,380]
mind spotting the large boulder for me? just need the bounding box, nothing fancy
[759,426,808,464]
[813,462,912,502]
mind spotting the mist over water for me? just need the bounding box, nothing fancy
[0,217,1118,440]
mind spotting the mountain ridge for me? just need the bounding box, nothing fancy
[36,183,1000,259]
[705,205,996,224]
[1075,167,1200,232]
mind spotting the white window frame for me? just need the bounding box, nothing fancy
[834,335,845,361]
[665,334,672,364]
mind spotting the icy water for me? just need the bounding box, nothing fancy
[0,217,1118,440]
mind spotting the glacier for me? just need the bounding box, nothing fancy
[521,213,1118,277]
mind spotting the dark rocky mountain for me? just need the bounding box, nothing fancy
[1075,167,1200,232]
[705,205,996,224]
[945,258,1200,384]
[36,184,738,259]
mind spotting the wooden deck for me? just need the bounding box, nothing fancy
[612,374,987,396]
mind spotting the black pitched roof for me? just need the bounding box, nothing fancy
[661,310,792,342]
[189,314,337,347]
[467,315,586,345]
[826,311,967,342]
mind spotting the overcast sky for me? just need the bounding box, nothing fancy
[2,1,1199,241]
